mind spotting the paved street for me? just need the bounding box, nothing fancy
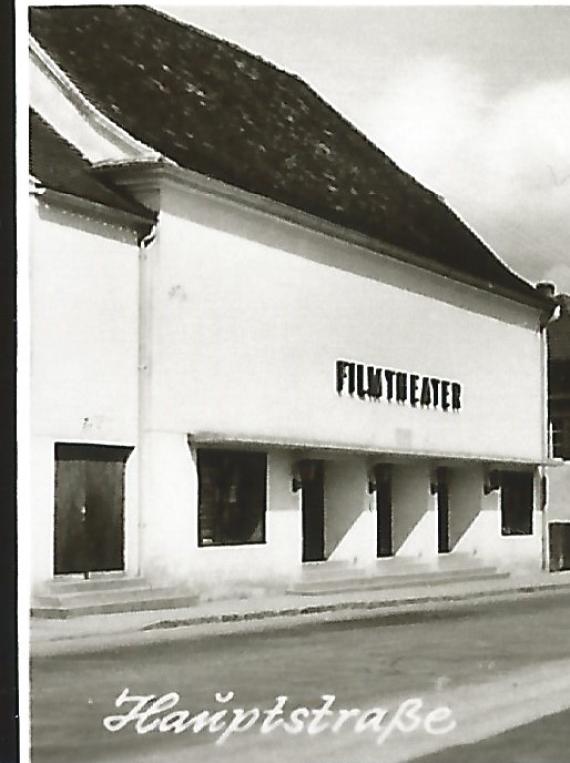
[415,707,570,763]
[31,593,570,763]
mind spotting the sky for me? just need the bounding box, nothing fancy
[161,3,570,293]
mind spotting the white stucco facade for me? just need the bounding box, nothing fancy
[137,172,547,587]
[28,162,550,595]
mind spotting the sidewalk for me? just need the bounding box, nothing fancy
[30,569,570,657]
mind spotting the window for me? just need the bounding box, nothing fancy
[197,449,267,546]
[551,416,570,460]
[549,522,570,572]
[500,471,534,536]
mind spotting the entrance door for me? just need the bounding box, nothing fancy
[375,465,393,557]
[301,461,325,562]
[436,467,450,554]
[54,444,132,575]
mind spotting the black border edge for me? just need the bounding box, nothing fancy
[0,0,19,761]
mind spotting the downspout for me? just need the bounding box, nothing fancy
[136,221,157,579]
[536,282,560,572]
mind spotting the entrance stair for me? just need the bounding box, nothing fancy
[287,554,509,596]
[31,575,199,619]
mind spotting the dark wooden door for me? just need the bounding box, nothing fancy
[549,522,570,572]
[437,468,450,554]
[54,458,88,575]
[54,444,131,575]
[376,468,393,557]
[302,461,325,562]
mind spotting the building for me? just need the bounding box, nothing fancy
[546,295,570,570]
[28,6,556,603]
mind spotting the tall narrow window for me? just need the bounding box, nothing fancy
[197,449,267,546]
[500,471,534,536]
[551,417,563,458]
[551,416,570,461]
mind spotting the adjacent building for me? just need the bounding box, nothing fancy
[546,296,570,570]
[28,6,556,599]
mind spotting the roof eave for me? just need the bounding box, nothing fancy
[32,184,156,236]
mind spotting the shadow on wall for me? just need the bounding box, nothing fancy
[324,459,369,560]
[302,460,495,562]
[392,463,432,554]
[448,467,482,550]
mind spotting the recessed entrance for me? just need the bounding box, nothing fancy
[54,443,133,576]
[375,465,393,557]
[301,460,325,562]
[436,467,450,554]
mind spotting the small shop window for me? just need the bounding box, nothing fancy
[197,449,267,546]
[500,471,534,536]
[551,416,570,461]
[551,418,563,457]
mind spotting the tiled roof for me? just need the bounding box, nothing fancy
[30,108,154,221]
[30,5,542,303]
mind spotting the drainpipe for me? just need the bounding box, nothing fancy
[136,222,157,580]
[535,282,560,572]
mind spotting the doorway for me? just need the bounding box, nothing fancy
[301,460,325,562]
[54,443,132,576]
[375,465,393,557]
[436,467,450,553]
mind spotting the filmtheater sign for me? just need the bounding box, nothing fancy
[336,360,462,412]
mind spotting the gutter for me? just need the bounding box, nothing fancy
[33,185,156,236]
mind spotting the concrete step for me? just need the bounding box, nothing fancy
[33,585,188,607]
[287,568,509,596]
[432,553,494,570]
[31,591,200,619]
[300,563,367,580]
[374,559,442,575]
[299,556,495,584]
[39,576,151,594]
[31,577,200,619]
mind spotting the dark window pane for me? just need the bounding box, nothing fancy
[549,359,570,396]
[549,522,570,571]
[197,449,267,546]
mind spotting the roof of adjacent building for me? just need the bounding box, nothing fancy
[29,108,154,222]
[29,5,544,304]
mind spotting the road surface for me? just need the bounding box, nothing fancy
[31,593,570,762]
[415,706,570,763]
